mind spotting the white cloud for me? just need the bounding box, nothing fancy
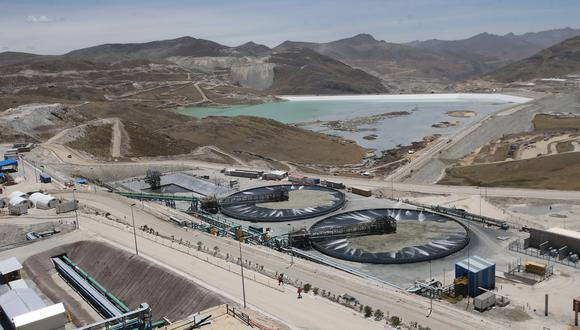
[26,15,54,23]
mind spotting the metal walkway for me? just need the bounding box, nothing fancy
[118,191,200,202]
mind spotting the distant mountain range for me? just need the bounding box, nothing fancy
[487,35,580,82]
[408,27,580,62]
[1,27,580,97]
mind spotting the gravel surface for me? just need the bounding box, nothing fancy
[404,92,580,184]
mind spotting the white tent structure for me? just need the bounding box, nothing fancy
[9,196,32,208]
[8,191,27,200]
[29,193,58,210]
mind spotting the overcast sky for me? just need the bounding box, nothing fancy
[1,0,579,54]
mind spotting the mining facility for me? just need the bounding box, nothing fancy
[2,152,580,330]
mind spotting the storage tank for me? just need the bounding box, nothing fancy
[29,193,58,210]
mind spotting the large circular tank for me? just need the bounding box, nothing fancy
[309,208,469,264]
[220,184,345,222]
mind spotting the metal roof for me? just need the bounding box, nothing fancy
[0,257,23,275]
[0,158,18,167]
[456,255,495,273]
[8,279,28,290]
[13,303,66,328]
[0,288,46,321]
[547,227,580,240]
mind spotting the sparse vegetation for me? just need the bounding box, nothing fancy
[67,124,113,158]
[363,305,373,318]
[303,283,312,293]
[373,309,384,321]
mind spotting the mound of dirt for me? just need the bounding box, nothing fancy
[24,240,228,326]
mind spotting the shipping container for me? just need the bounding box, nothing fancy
[350,187,372,197]
[39,173,52,183]
[525,261,546,275]
[323,180,345,189]
[225,169,263,179]
[56,200,78,214]
[474,291,496,311]
[303,177,320,185]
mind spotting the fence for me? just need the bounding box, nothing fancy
[85,214,286,292]
[508,239,578,269]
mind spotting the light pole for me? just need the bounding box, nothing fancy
[130,203,139,255]
[238,237,247,308]
[287,224,294,265]
[72,188,79,229]
[427,260,433,317]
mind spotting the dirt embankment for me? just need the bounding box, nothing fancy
[24,240,228,326]
[441,113,580,190]
[440,149,580,190]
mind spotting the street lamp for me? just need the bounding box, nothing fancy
[130,203,139,255]
[238,236,247,308]
[72,188,79,229]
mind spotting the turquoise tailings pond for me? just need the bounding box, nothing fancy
[174,94,530,153]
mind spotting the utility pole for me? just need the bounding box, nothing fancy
[72,188,79,229]
[427,260,433,317]
[287,224,294,265]
[130,203,139,255]
[238,237,247,308]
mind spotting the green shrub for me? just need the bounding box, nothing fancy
[312,287,319,295]
[390,316,401,327]
[303,283,312,293]
[374,309,384,321]
[364,305,373,318]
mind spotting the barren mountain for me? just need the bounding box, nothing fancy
[268,46,387,94]
[487,35,580,82]
[275,33,498,87]
[408,28,580,62]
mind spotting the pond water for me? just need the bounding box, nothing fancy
[175,98,513,152]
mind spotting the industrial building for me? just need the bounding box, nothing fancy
[224,169,263,179]
[0,158,18,172]
[262,170,288,180]
[455,255,496,297]
[525,227,580,261]
[0,258,22,284]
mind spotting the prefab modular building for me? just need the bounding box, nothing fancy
[455,255,496,297]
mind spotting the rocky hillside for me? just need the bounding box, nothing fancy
[408,27,580,62]
[0,35,385,96]
[276,34,494,83]
[268,46,387,94]
[487,35,580,82]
